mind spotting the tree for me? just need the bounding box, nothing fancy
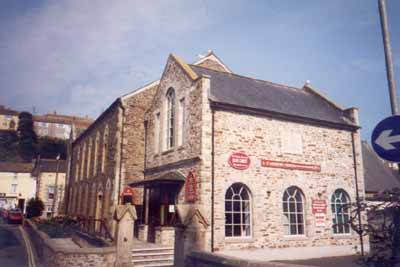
[17,111,37,161]
[26,198,45,218]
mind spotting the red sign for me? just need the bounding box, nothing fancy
[185,171,197,203]
[122,187,134,197]
[228,152,251,170]
[312,199,327,214]
[121,187,135,204]
[261,160,321,172]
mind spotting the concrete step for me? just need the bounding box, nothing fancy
[132,258,173,267]
[132,247,174,253]
[132,263,173,267]
[131,252,173,260]
[132,257,173,263]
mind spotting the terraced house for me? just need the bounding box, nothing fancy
[66,52,367,266]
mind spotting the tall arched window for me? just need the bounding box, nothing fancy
[166,88,175,149]
[93,132,99,176]
[80,143,86,179]
[87,139,92,179]
[283,186,305,235]
[331,189,351,234]
[225,183,251,237]
[75,146,80,180]
[102,126,109,173]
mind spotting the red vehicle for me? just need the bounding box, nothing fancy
[7,209,23,224]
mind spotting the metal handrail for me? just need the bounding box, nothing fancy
[76,216,114,242]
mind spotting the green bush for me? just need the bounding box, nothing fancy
[26,198,44,218]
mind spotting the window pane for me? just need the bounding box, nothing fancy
[234,225,241,236]
[233,201,240,211]
[225,201,232,211]
[233,213,241,224]
[226,213,232,224]
[225,225,232,237]
[298,224,304,235]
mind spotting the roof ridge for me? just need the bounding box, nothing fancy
[190,64,301,92]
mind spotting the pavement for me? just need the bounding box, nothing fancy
[0,218,29,267]
[275,255,364,267]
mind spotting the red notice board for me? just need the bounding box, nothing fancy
[185,171,197,203]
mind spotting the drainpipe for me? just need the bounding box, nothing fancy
[351,132,364,256]
[117,99,126,205]
[211,108,215,252]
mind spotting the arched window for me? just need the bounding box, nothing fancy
[75,146,80,180]
[283,186,305,235]
[166,88,175,149]
[331,189,351,234]
[225,183,251,237]
[81,143,86,179]
[93,132,99,176]
[102,126,109,173]
[87,139,92,178]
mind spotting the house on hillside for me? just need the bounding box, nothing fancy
[0,162,35,212]
[32,159,67,218]
[65,51,367,265]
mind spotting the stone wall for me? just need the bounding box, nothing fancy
[25,220,116,267]
[121,81,159,205]
[212,109,365,253]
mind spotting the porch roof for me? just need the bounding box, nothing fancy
[129,172,185,187]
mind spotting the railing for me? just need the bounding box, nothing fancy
[76,216,114,243]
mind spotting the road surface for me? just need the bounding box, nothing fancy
[0,219,36,267]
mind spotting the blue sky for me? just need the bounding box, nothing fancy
[0,0,399,140]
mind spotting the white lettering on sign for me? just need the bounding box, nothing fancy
[229,152,251,170]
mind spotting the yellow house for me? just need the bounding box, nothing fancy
[0,162,35,212]
[32,159,66,218]
[0,106,19,131]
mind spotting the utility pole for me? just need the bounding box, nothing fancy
[378,0,399,115]
[52,154,60,217]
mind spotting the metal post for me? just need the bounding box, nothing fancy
[378,0,399,115]
[52,155,60,217]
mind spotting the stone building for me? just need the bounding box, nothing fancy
[66,51,367,264]
[32,159,67,218]
[0,162,35,212]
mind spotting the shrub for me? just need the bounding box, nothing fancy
[26,198,44,218]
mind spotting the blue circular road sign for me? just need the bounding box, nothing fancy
[371,115,400,163]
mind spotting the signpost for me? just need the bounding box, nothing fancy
[371,115,400,162]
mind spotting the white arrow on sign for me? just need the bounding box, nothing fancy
[375,129,400,150]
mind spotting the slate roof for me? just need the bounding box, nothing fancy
[190,65,356,127]
[362,141,400,193]
[32,159,67,175]
[0,162,33,173]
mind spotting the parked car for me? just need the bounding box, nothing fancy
[1,208,8,220]
[7,209,23,224]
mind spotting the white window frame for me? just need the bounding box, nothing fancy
[165,88,175,150]
[154,112,160,154]
[178,97,185,147]
[283,186,306,236]
[225,183,252,238]
[10,184,17,194]
[331,189,351,234]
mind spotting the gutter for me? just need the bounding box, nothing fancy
[351,132,364,256]
[211,109,215,252]
[117,99,126,205]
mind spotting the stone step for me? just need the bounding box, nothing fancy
[132,263,173,267]
[131,252,173,260]
[131,257,174,266]
[132,247,174,252]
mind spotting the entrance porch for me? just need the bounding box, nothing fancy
[129,172,184,247]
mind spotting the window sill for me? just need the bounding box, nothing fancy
[162,148,174,155]
[332,233,353,239]
[283,235,308,241]
[224,237,255,244]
